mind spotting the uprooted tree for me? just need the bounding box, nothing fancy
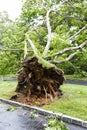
[14,40,87,105]
[12,0,87,105]
[15,57,64,105]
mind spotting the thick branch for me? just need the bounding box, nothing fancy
[50,52,77,64]
[66,52,77,61]
[42,0,45,4]
[26,34,38,55]
[46,41,87,58]
[36,0,39,6]
[42,0,67,56]
[42,9,52,56]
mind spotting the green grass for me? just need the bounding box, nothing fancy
[0,81,17,99]
[43,84,87,120]
[0,81,87,120]
[0,74,17,78]
[65,75,87,80]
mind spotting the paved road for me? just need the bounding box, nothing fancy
[65,79,87,86]
[66,123,87,130]
[0,103,86,130]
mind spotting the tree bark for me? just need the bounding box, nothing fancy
[26,33,38,55]
[42,0,68,56]
[24,41,28,59]
[51,52,77,64]
[67,26,86,42]
[45,41,87,59]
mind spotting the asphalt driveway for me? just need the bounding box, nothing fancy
[0,102,86,130]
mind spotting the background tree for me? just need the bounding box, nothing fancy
[0,11,25,75]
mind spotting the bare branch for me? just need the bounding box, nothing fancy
[66,52,77,61]
[42,9,52,56]
[50,52,77,64]
[45,41,87,58]
[42,0,68,56]
[36,0,39,6]
[50,59,65,64]
[25,34,38,55]
[42,0,45,5]
[68,26,86,42]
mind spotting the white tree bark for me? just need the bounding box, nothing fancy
[42,9,52,56]
[68,26,86,42]
[50,52,77,64]
[36,0,38,6]
[42,0,45,4]
[46,40,87,58]
[24,41,28,59]
[25,34,38,55]
[42,0,67,56]
[49,0,52,4]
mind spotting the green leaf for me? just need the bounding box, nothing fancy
[6,106,17,111]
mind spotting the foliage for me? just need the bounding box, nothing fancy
[45,116,69,130]
[0,52,21,75]
[0,0,87,75]
[0,12,24,75]
[29,110,39,119]
[57,62,75,75]
[6,106,17,111]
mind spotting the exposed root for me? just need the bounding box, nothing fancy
[11,57,64,105]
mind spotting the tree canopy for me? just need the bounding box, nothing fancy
[0,0,87,76]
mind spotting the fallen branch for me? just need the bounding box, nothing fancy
[50,52,77,64]
[26,33,38,55]
[24,41,28,59]
[45,40,87,58]
[68,26,86,42]
[42,9,52,56]
[42,0,68,56]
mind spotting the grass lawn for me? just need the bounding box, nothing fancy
[0,81,17,99]
[43,84,87,121]
[0,81,87,120]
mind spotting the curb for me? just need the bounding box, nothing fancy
[0,98,87,128]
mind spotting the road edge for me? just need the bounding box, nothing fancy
[0,98,87,128]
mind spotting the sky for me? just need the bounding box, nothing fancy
[0,0,22,20]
